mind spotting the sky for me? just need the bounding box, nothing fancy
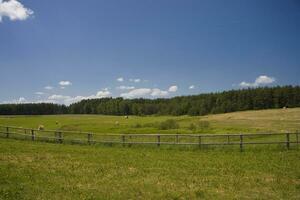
[0,0,299,105]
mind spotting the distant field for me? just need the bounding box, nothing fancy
[0,108,300,134]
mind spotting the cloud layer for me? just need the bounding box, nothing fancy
[120,88,151,99]
[116,85,135,90]
[151,88,168,97]
[129,78,141,83]
[0,0,33,22]
[117,77,124,82]
[168,85,178,92]
[44,86,54,90]
[239,75,275,87]
[59,81,72,86]
[189,85,195,89]
[120,85,178,99]
[48,89,112,105]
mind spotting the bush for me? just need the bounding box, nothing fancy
[198,121,210,130]
[159,119,180,130]
[132,123,142,128]
[143,122,158,128]
[188,123,197,132]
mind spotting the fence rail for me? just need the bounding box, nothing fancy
[0,125,299,151]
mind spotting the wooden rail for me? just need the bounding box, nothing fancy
[0,125,299,151]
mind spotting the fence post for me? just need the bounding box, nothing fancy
[227,135,230,144]
[88,133,93,145]
[31,129,35,141]
[57,132,63,143]
[122,135,125,147]
[296,130,299,145]
[286,132,290,149]
[240,134,243,152]
[128,135,132,147]
[198,136,202,148]
[176,134,179,144]
[157,135,160,147]
[6,127,9,138]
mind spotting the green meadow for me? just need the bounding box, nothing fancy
[0,139,299,199]
[1,108,300,134]
[0,108,300,199]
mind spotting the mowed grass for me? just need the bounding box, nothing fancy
[0,108,300,134]
[0,138,299,200]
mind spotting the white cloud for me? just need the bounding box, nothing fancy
[239,81,252,87]
[18,97,26,103]
[64,96,86,104]
[96,90,111,98]
[151,88,169,97]
[60,87,65,89]
[117,77,124,82]
[59,81,72,86]
[239,75,276,87]
[47,89,112,105]
[65,90,111,104]
[168,85,178,92]
[1,96,63,104]
[189,85,195,89]
[129,78,141,83]
[3,88,113,105]
[255,75,275,85]
[120,87,172,99]
[2,97,27,104]
[35,92,44,95]
[44,86,53,90]
[116,85,135,90]
[48,95,71,100]
[0,0,33,22]
[120,88,152,99]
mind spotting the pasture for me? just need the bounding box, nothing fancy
[0,108,300,199]
[1,108,300,134]
[0,139,299,199]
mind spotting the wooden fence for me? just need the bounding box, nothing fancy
[0,125,299,151]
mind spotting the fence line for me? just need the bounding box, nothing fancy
[0,125,299,151]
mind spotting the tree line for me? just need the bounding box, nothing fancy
[0,103,67,115]
[1,86,300,116]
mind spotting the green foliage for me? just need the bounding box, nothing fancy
[0,103,67,115]
[188,123,197,132]
[198,121,210,130]
[1,86,300,116]
[132,123,142,128]
[158,119,179,130]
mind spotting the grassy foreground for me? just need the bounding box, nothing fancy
[0,108,300,199]
[0,108,300,134]
[0,138,299,199]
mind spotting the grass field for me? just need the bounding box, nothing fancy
[0,108,300,134]
[0,139,299,199]
[0,108,300,199]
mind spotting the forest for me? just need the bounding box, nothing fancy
[0,85,299,116]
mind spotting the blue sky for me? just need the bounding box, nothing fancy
[0,0,299,104]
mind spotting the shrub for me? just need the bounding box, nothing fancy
[132,123,142,128]
[198,121,210,130]
[188,123,197,132]
[159,119,179,130]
